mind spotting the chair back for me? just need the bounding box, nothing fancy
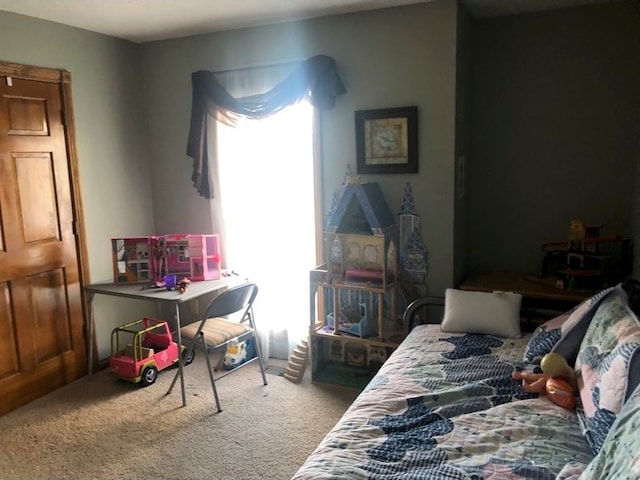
[169,281,267,412]
[203,283,258,321]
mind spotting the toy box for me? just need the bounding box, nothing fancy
[223,338,256,370]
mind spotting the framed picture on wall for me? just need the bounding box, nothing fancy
[355,106,418,174]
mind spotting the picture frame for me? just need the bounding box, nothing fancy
[355,106,418,174]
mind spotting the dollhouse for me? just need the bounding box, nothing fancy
[310,180,401,388]
[324,181,398,287]
[111,236,157,283]
[111,234,221,283]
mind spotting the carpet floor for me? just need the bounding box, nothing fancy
[0,355,358,480]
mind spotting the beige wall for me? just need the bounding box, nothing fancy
[0,11,157,358]
[139,0,460,296]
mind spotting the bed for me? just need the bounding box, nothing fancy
[292,282,640,479]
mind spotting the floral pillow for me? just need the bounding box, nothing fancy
[574,290,640,455]
[523,286,617,364]
[579,381,640,479]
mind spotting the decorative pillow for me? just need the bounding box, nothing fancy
[441,288,522,338]
[523,286,618,364]
[574,290,640,455]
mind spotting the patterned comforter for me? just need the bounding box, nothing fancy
[292,325,594,480]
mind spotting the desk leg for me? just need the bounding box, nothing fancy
[172,304,187,406]
[377,293,384,340]
[87,292,95,378]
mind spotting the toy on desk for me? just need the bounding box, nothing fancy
[512,352,577,409]
[142,275,189,292]
[164,274,177,290]
[151,238,166,282]
[141,279,168,290]
[177,277,191,293]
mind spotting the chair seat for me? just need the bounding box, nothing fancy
[181,318,251,347]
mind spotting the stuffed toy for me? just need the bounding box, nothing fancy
[512,352,577,409]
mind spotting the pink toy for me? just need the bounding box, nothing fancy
[112,234,221,283]
[110,317,188,387]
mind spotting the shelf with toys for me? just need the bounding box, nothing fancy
[310,265,404,342]
[540,221,632,290]
[309,263,404,390]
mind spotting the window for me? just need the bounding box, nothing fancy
[216,101,316,358]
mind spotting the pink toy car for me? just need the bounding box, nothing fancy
[110,317,188,387]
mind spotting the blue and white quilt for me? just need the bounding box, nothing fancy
[292,325,594,480]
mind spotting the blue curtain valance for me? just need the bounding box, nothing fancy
[186,54,346,199]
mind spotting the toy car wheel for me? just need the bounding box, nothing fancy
[182,348,195,366]
[140,365,158,387]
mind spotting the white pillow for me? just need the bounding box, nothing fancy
[441,288,522,338]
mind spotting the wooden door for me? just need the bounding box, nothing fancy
[0,63,88,416]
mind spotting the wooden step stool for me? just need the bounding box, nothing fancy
[284,338,308,383]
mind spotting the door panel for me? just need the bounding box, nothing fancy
[17,153,60,242]
[0,68,86,416]
[0,282,19,379]
[6,95,49,135]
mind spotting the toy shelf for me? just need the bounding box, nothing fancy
[310,265,402,337]
[312,325,404,348]
[309,325,399,390]
[309,264,404,389]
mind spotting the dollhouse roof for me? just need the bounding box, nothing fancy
[326,182,396,236]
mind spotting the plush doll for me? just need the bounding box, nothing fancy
[512,352,577,409]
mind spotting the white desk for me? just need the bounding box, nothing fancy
[84,276,244,406]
